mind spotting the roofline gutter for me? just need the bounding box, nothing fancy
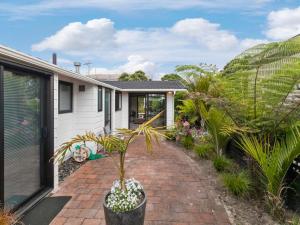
[121,89,187,92]
[0,45,120,90]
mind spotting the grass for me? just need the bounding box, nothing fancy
[222,171,252,197]
[181,135,194,150]
[193,143,213,159]
[213,155,232,172]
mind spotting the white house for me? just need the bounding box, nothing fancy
[0,45,185,214]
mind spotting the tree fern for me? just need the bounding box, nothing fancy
[219,35,300,135]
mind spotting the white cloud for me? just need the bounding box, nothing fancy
[171,18,238,50]
[32,18,116,53]
[32,18,267,77]
[0,0,273,19]
[266,6,300,40]
[92,55,156,76]
[118,55,156,75]
[240,38,269,49]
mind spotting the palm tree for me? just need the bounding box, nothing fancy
[176,64,220,128]
[199,103,233,156]
[239,128,300,219]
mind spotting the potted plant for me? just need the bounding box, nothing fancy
[54,113,165,225]
[0,207,19,225]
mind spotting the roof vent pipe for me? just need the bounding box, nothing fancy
[74,62,81,73]
[52,53,57,65]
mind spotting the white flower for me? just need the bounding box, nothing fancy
[106,178,144,212]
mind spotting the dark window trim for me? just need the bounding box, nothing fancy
[115,91,122,111]
[128,92,167,129]
[105,88,112,130]
[98,86,103,112]
[58,80,73,114]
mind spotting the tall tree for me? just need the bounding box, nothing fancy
[161,73,182,81]
[130,70,149,81]
[118,70,149,81]
[118,72,131,81]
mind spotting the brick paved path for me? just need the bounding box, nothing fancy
[51,138,231,225]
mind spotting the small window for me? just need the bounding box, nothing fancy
[115,91,122,111]
[59,81,73,113]
[98,86,103,112]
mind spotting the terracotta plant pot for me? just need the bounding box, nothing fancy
[103,191,147,225]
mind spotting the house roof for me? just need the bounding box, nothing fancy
[99,80,186,91]
[0,45,118,90]
[0,45,186,92]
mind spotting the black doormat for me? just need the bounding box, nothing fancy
[21,196,71,225]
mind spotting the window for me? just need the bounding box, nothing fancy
[98,86,103,112]
[59,81,73,113]
[115,91,122,111]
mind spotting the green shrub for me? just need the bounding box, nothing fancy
[194,143,213,159]
[181,135,194,149]
[289,216,300,225]
[213,155,231,172]
[222,171,252,197]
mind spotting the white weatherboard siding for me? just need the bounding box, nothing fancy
[111,89,116,132]
[53,88,175,189]
[166,92,175,128]
[57,75,105,143]
[53,74,105,189]
[114,92,129,130]
[0,45,184,197]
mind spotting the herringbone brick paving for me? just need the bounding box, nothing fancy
[50,138,231,225]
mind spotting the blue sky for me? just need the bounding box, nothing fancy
[0,0,300,79]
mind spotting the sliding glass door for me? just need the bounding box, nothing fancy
[147,94,166,127]
[0,66,51,211]
[129,93,166,129]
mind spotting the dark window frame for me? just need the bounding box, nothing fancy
[115,91,122,111]
[0,61,54,213]
[58,81,73,114]
[98,86,103,112]
[105,88,112,130]
[128,92,166,129]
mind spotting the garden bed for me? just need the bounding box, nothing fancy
[58,158,86,182]
[174,141,281,225]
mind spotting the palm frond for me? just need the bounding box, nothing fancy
[239,127,300,197]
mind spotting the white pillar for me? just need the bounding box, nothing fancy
[111,89,116,132]
[166,91,174,128]
[53,74,59,190]
[122,92,129,129]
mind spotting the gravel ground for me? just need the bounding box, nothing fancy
[59,158,86,182]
